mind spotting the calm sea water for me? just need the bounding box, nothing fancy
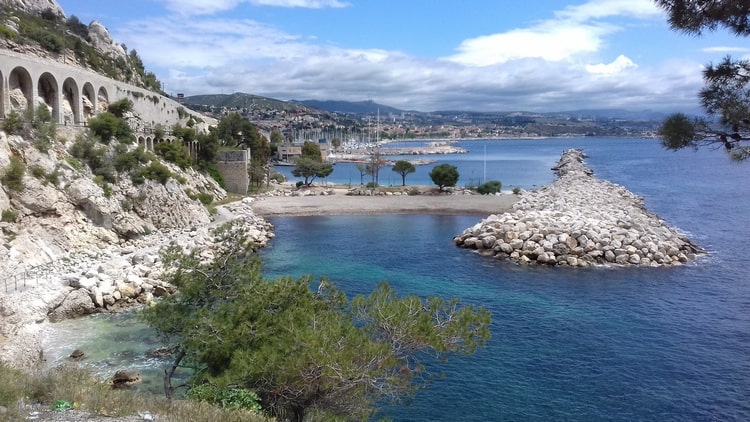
[261,138,750,421]
[44,137,750,421]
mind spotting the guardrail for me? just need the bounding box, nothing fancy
[1,264,53,294]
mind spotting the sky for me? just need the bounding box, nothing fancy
[54,0,750,113]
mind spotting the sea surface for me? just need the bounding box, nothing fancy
[44,137,750,421]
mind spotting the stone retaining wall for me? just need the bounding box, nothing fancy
[453,149,703,267]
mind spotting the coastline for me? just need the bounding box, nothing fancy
[250,189,520,217]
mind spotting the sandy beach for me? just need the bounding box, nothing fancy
[250,190,520,217]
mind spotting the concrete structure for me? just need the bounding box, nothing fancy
[0,48,210,152]
[215,150,250,194]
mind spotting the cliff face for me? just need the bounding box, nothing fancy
[0,128,226,274]
[0,0,64,18]
[0,0,227,276]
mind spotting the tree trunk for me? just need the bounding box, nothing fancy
[164,349,185,400]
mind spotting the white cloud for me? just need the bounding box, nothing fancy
[445,0,661,67]
[586,55,638,74]
[117,0,703,112]
[161,0,348,16]
[555,0,661,22]
[446,22,608,66]
[701,46,750,54]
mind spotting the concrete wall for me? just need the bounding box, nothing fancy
[0,48,210,132]
[215,150,249,194]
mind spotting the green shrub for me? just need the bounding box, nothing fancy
[30,165,46,179]
[477,180,502,195]
[87,112,132,144]
[107,98,134,118]
[0,24,17,40]
[186,384,262,413]
[407,187,421,196]
[69,134,116,183]
[2,109,24,135]
[205,165,226,189]
[65,156,84,172]
[1,208,17,223]
[132,162,172,185]
[155,141,192,169]
[1,156,26,192]
[512,187,522,195]
[114,146,151,173]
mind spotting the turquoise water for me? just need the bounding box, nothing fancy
[261,138,750,421]
[44,137,750,420]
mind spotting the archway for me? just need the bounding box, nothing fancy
[8,66,33,115]
[62,77,80,125]
[82,82,95,121]
[37,72,59,123]
[97,86,109,113]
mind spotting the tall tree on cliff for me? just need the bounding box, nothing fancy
[654,0,750,160]
[142,223,491,421]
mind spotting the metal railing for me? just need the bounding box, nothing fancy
[1,264,53,294]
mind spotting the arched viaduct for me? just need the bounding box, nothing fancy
[0,48,211,153]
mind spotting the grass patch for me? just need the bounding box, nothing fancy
[0,364,268,422]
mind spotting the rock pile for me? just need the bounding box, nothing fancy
[0,198,274,369]
[453,149,703,267]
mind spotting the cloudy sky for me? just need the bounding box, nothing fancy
[55,0,748,113]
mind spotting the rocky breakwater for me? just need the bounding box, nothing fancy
[453,149,703,267]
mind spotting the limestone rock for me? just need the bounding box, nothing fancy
[87,21,126,61]
[48,289,96,322]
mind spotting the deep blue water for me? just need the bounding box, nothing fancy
[260,138,750,421]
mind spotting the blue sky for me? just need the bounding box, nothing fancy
[54,0,749,113]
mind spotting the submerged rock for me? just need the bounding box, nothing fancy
[453,149,703,267]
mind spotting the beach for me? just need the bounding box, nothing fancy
[249,189,520,217]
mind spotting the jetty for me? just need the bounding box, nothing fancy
[453,149,703,267]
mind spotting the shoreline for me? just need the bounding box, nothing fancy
[249,188,520,217]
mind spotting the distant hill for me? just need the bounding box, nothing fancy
[293,99,406,115]
[184,93,318,113]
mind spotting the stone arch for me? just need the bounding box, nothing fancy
[37,72,59,123]
[146,136,154,151]
[82,82,95,121]
[8,66,33,115]
[62,77,80,125]
[97,86,109,113]
[138,135,146,150]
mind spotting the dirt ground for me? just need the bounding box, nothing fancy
[249,189,520,217]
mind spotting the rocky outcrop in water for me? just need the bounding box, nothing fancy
[453,149,703,267]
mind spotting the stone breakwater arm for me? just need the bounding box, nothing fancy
[453,149,704,267]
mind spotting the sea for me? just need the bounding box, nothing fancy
[43,137,750,421]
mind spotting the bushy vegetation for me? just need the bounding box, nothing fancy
[114,145,152,173]
[429,163,460,191]
[0,363,268,421]
[477,180,502,195]
[1,208,17,223]
[155,141,192,169]
[142,224,491,421]
[87,111,133,144]
[2,109,25,135]
[2,8,164,92]
[131,162,173,185]
[69,134,116,183]
[32,104,57,152]
[1,156,26,192]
